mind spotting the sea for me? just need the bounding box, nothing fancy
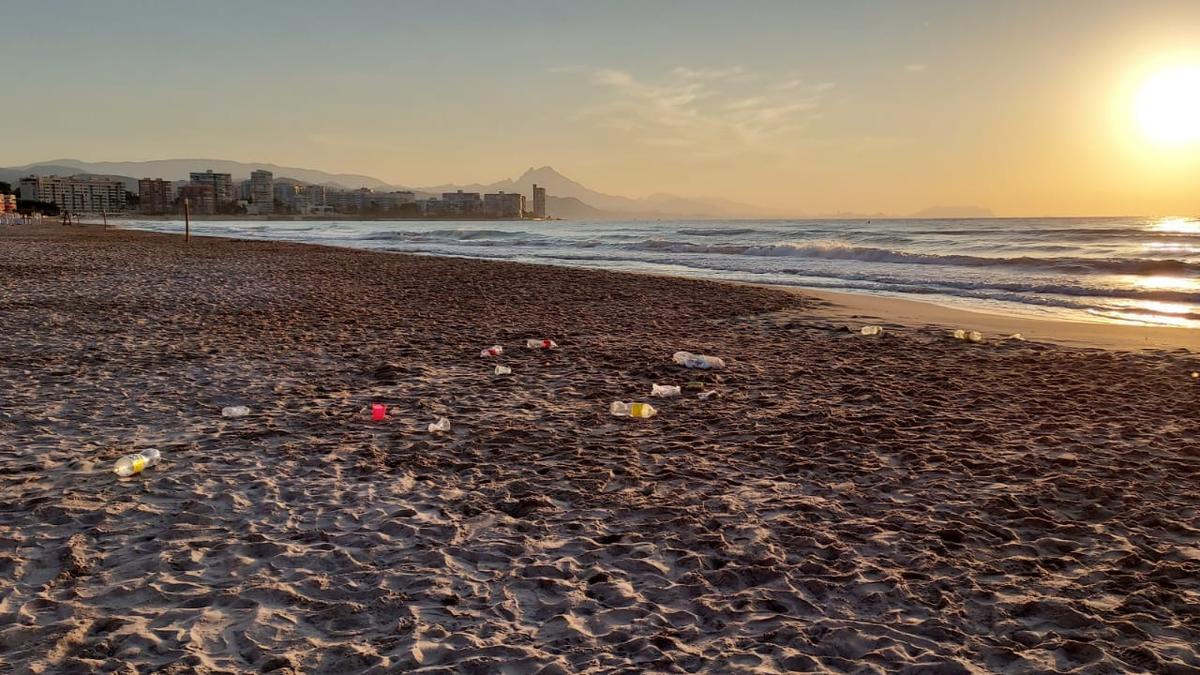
[118,217,1200,329]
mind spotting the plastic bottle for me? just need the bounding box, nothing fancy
[698,390,720,400]
[494,365,512,376]
[860,325,883,336]
[114,449,162,477]
[480,345,503,357]
[221,406,250,418]
[428,416,451,433]
[953,329,983,343]
[610,401,657,418]
[651,384,681,397]
[526,339,557,350]
[672,351,726,370]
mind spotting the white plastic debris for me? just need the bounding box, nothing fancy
[860,325,883,336]
[525,339,557,350]
[672,351,725,370]
[651,384,681,398]
[495,365,512,376]
[697,390,720,400]
[428,416,451,433]
[221,406,250,418]
[480,345,503,357]
[953,329,983,343]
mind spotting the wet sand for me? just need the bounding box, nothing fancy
[2,223,1199,673]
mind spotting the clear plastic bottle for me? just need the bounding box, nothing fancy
[480,345,503,357]
[610,401,657,418]
[953,329,983,343]
[672,351,725,370]
[428,416,451,433]
[494,365,512,375]
[860,325,883,336]
[221,406,250,418]
[526,339,557,350]
[114,449,162,477]
[651,384,681,398]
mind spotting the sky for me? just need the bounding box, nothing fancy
[3,0,1200,216]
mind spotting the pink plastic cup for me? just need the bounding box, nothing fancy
[371,404,386,422]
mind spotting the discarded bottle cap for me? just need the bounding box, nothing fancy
[372,404,386,421]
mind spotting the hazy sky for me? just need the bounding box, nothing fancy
[4,0,1200,216]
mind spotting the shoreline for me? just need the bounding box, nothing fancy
[107,219,1197,353]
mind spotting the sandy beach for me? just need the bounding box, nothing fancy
[2,222,1199,673]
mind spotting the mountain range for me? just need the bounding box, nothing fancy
[1,158,993,219]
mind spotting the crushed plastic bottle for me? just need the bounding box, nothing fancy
[114,448,162,477]
[672,351,726,370]
[610,401,657,418]
[684,381,705,391]
[371,404,387,422]
[651,384,681,398]
[428,416,451,433]
[525,339,557,350]
[953,329,983,343]
[480,345,503,357]
[1002,333,1025,341]
[697,390,720,400]
[221,406,250,418]
[494,365,512,376]
[860,325,883,336]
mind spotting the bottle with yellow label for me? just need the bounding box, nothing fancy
[610,401,658,419]
[113,449,162,477]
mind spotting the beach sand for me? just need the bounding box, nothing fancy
[2,223,1199,673]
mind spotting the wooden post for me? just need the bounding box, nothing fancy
[184,198,191,243]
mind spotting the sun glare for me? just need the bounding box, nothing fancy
[1134,65,1200,144]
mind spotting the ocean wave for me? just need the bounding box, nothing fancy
[622,240,1200,276]
[358,228,536,242]
[675,227,763,236]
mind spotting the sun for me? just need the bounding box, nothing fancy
[1133,65,1200,145]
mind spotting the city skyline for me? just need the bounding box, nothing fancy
[4,0,1200,216]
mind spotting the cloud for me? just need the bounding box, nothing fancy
[905,64,927,72]
[568,66,832,156]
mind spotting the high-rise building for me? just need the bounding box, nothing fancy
[442,190,482,215]
[188,170,234,204]
[178,185,216,215]
[18,175,128,213]
[249,170,274,214]
[138,178,172,214]
[532,184,547,218]
[483,191,525,218]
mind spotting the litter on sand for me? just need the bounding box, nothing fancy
[114,449,162,477]
[698,390,720,400]
[428,416,451,433]
[651,384,681,397]
[371,404,387,421]
[480,345,503,357]
[610,401,657,418]
[526,339,557,350]
[673,351,725,370]
[860,325,883,336]
[221,406,250,418]
[495,365,512,376]
[953,329,984,343]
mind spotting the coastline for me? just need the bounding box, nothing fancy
[773,287,1198,352]
[3,222,1199,671]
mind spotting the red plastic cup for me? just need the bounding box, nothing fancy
[371,404,386,422]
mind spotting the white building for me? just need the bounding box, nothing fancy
[19,175,128,213]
